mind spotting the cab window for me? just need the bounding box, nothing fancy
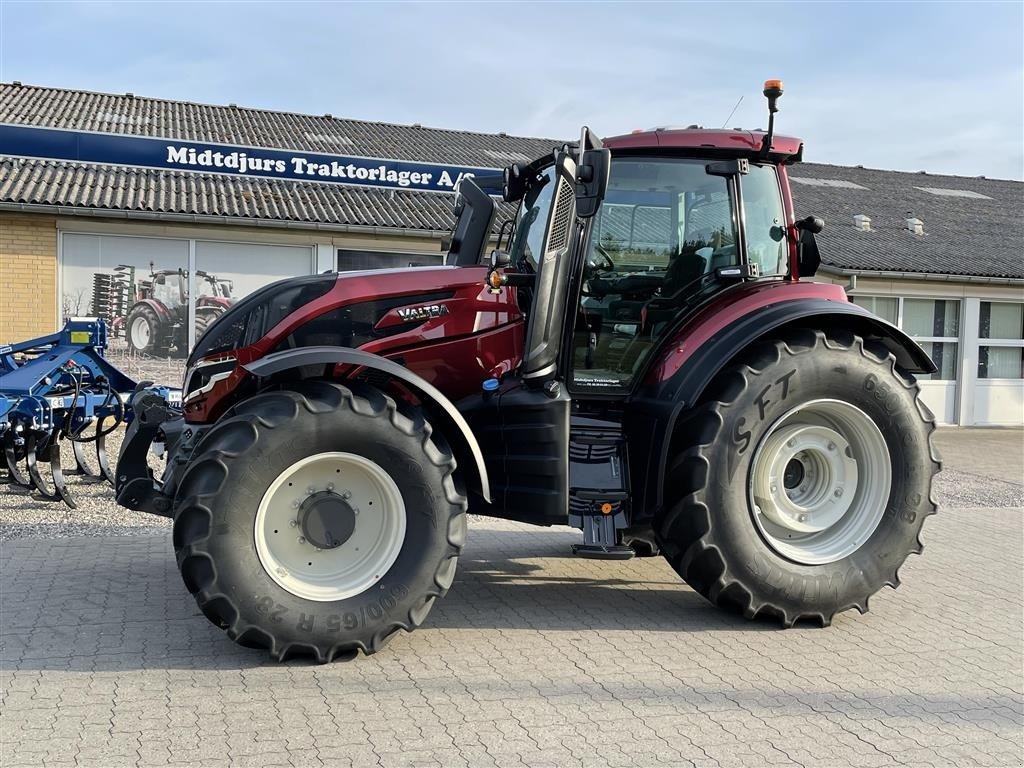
[509,169,556,272]
[571,157,746,391]
[741,164,788,276]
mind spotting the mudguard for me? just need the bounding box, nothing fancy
[626,298,936,522]
[242,345,491,503]
[131,298,174,322]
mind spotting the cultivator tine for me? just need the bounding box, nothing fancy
[70,438,106,483]
[4,438,32,488]
[25,434,77,509]
[95,416,116,486]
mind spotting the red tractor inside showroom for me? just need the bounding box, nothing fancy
[125,266,234,357]
[116,82,939,662]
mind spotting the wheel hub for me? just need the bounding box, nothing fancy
[752,423,858,534]
[298,491,355,550]
[254,452,406,602]
[748,399,892,565]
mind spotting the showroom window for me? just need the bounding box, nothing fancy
[978,301,1024,379]
[61,232,313,358]
[851,296,960,380]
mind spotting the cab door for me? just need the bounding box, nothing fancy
[464,151,582,524]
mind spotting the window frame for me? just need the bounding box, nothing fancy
[977,300,1024,381]
[850,294,962,382]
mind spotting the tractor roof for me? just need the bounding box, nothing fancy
[604,127,803,161]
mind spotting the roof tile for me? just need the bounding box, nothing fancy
[1,83,1021,279]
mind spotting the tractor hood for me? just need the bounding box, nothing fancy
[187,265,510,370]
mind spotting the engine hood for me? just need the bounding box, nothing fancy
[188,264,521,368]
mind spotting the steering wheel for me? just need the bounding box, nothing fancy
[588,243,616,274]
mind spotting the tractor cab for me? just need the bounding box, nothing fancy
[494,138,797,395]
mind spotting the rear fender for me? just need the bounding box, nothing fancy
[242,345,491,503]
[132,299,173,322]
[626,298,935,522]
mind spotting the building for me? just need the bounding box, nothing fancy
[1,83,1021,425]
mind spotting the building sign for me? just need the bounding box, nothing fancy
[0,124,503,194]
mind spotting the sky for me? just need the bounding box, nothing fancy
[1,1,1022,180]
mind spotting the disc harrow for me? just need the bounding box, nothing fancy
[0,318,180,508]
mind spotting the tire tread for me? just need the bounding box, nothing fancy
[657,329,940,627]
[172,380,467,662]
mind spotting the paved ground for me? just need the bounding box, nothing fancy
[1,429,1022,767]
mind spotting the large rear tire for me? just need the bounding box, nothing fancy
[657,328,940,626]
[125,305,167,356]
[193,309,220,344]
[172,380,467,661]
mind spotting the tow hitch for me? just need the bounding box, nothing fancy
[114,388,183,516]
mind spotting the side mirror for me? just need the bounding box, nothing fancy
[575,126,610,219]
[575,151,610,219]
[796,215,824,234]
[796,220,823,277]
[154,274,166,285]
[502,164,527,203]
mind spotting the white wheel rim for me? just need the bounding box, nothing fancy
[255,452,406,601]
[748,399,891,565]
[131,316,150,348]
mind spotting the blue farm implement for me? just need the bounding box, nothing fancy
[0,318,180,508]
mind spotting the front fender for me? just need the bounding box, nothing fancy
[242,345,491,503]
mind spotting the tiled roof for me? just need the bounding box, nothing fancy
[790,163,1023,280]
[0,82,558,166]
[0,159,468,232]
[1,83,1021,279]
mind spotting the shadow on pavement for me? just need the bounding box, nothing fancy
[1,526,783,672]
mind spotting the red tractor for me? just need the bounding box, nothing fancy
[125,267,234,356]
[116,82,939,662]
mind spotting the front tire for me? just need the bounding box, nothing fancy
[658,329,940,626]
[172,380,467,661]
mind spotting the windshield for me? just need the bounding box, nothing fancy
[152,276,183,307]
[571,157,788,391]
[508,168,556,271]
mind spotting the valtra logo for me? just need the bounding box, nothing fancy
[397,304,450,322]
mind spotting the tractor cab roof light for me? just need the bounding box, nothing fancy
[760,79,784,158]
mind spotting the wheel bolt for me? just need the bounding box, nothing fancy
[834,488,843,498]
[827,442,836,451]
[289,519,298,527]
[327,483,334,491]
[798,514,807,523]
[276,567,288,577]
[307,487,316,495]
[342,490,352,499]
[787,439,796,448]
[292,500,300,508]
[353,507,360,516]
[298,536,306,544]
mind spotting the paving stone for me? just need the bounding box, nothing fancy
[1,430,1022,767]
